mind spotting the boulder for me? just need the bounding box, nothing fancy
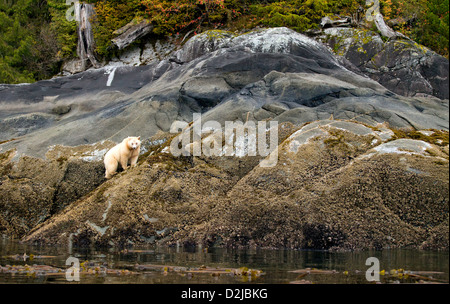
[62,58,87,75]
[0,142,112,237]
[321,28,449,99]
[16,120,448,250]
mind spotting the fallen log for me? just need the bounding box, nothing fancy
[112,18,154,50]
[320,16,352,28]
[373,13,397,38]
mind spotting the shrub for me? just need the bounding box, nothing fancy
[86,0,142,57]
[250,0,364,32]
[381,0,449,58]
[0,0,61,83]
[140,0,228,36]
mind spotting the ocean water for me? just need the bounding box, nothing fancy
[0,238,448,284]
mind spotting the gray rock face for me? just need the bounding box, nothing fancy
[322,28,449,99]
[0,27,448,160]
[369,40,449,99]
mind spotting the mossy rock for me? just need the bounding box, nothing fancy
[17,120,449,251]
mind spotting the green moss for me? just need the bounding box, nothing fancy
[324,29,379,56]
[92,183,109,204]
[56,156,68,167]
[143,135,193,172]
[391,129,449,147]
[0,149,15,162]
[204,29,236,40]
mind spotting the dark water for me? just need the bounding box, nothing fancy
[0,238,448,284]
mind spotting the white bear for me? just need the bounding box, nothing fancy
[104,136,141,179]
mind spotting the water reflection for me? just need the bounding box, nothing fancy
[0,237,448,284]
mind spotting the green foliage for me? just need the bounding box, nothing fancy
[0,0,61,84]
[251,1,316,32]
[88,0,234,57]
[141,0,199,36]
[0,58,34,84]
[381,0,449,58]
[327,0,364,14]
[47,0,78,59]
[140,0,228,36]
[250,0,363,32]
[414,0,449,58]
[0,0,448,84]
[86,0,143,57]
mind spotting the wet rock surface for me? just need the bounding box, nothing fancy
[0,28,448,251]
[3,119,445,251]
[0,143,112,238]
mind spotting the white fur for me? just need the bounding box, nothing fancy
[104,136,141,179]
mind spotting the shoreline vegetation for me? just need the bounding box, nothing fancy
[1,0,448,84]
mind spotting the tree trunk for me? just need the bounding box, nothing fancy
[77,3,100,70]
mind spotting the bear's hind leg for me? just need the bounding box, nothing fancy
[105,159,118,179]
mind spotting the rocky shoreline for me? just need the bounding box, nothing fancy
[0,27,448,251]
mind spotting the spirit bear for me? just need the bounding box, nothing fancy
[104,136,141,179]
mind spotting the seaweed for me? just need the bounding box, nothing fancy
[391,128,449,147]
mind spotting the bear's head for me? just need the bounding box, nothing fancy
[126,136,141,150]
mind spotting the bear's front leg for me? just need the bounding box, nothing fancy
[130,155,138,167]
[120,159,129,171]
